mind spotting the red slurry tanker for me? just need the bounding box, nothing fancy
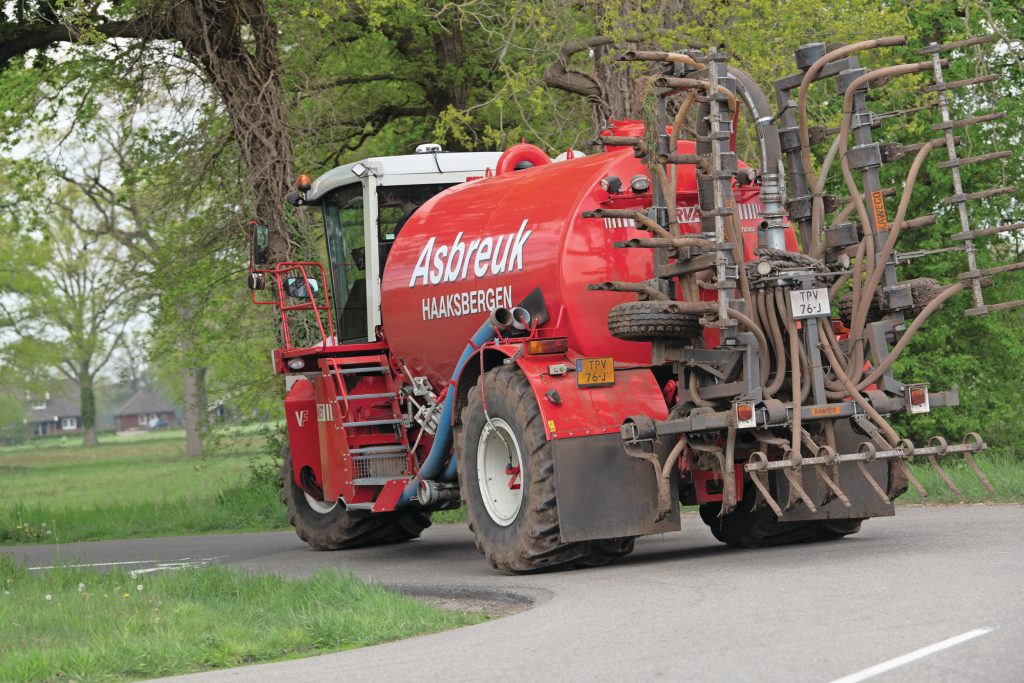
[249,38,1014,572]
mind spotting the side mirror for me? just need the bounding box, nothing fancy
[284,277,320,300]
[250,223,271,266]
[247,272,265,291]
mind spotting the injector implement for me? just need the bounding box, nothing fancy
[248,35,1017,571]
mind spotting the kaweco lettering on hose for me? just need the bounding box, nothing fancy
[870,191,889,231]
[409,219,533,287]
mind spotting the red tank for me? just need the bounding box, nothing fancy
[381,124,795,389]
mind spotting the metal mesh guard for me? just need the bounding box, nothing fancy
[353,454,408,479]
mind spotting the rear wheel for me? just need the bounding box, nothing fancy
[456,365,633,572]
[698,482,864,548]
[280,446,431,550]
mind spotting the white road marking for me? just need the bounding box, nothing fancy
[29,557,221,573]
[831,627,997,683]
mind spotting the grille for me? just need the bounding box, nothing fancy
[352,454,408,479]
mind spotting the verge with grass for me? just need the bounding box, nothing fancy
[0,556,485,682]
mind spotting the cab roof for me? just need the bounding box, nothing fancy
[304,151,503,204]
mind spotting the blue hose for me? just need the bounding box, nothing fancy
[398,320,496,507]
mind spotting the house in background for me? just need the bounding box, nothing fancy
[24,393,82,437]
[114,390,179,432]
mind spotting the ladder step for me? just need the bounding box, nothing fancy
[340,392,398,400]
[335,366,389,375]
[350,445,408,454]
[919,35,994,54]
[343,419,403,428]
[938,150,1012,169]
[352,477,403,486]
[965,300,1024,316]
[922,73,999,93]
[942,185,1018,204]
[951,222,1024,241]
[959,261,1024,279]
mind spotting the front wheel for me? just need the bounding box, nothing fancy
[456,365,633,572]
[280,446,431,550]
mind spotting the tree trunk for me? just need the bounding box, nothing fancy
[80,374,99,447]
[169,0,295,261]
[182,363,208,458]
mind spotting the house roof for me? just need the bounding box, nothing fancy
[25,397,80,423]
[114,390,176,417]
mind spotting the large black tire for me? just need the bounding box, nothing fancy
[698,482,863,548]
[280,447,431,550]
[837,277,942,325]
[608,301,702,342]
[456,365,633,572]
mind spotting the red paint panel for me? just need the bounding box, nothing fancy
[693,466,745,504]
[284,378,321,487]
[513,356,668,440]
[371,479,407,512]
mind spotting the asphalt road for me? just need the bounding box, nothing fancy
[6,505,1023,682]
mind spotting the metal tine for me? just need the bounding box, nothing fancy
[951,221,1024,241]
[926,436,962,496]
[896,439,929,499]
[942,185,1018,205]
[776,446,816,512]
[799,431,850,508]
[922,73,999,93]
[931,112,1006,131]
[938,150,1012,170]
[854,443,892,504]
[748,452,784,516]
[966,299,1024,316]
[962,432,995,495]
[920,35,994,54]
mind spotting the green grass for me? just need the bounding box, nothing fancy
[0,556,484,682]
[0,431,288,545]
[902,452,1024,504]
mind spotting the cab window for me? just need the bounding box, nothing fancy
[323,185,367,341]
[377,184,452,269]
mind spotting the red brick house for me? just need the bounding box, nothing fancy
[114,390,178,432]
[25,395,82,437]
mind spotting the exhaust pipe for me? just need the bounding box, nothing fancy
[489,306,532,334]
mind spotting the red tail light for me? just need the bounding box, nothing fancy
[525,338,569,355]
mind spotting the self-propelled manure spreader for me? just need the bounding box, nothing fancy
[247,35,1018,572]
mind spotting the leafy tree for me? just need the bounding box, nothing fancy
[4,213,140,446]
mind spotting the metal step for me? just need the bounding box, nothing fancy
[342,418,403,428]
[350,445,408,454]
[352,477,403,486]
[341,392,398,400]
[335,366,388,375]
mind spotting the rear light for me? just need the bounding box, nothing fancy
[286,358,305,370]
[525,338,569,355]
[907,384,930,414]
[734,401,757,429]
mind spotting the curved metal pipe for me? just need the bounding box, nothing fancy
[401,320,497,506]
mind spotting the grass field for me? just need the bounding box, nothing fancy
[0,556,484,682]
[2,428,1020,546]
[0,429,288,545]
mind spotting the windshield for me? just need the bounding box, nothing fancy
[323,184,367,341]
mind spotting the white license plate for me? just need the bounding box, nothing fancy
[789,287,831,320]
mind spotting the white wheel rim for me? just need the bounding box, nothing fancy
[304,491,338,514]
[476,417,524,526]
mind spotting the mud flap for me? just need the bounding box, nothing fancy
[552,434,680,542]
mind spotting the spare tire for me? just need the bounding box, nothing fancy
[607,301,702,342]
[837,277,943,325]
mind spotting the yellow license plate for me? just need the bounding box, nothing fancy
[576,357,615,387]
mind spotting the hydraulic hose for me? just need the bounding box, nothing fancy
[400,319,497,506]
